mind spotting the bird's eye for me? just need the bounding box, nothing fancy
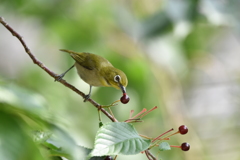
[114,75,121,82]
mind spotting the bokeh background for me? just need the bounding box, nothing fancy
[1,0,240,160]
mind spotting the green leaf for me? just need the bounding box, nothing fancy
[48,148,71,159]
[0,109,46,160]
[0,84,47,114]
[33,131,52,144]
[86,147,112,160]
[90,122,151,157]
[159,142,171,151]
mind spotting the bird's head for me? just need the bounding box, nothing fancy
[100,67,128,94]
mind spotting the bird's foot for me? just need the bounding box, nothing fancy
[83,94,91,102]
[54,73,65,82]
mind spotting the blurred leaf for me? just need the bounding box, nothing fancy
[0,107,46,160]
[186,0,200,21]
[183,20,218,59]
[166,0,200,22]
[141,12,173,38]
[0,82,79,160]
[74,145,110,160]
[0,83,47,114]
[47,147,71,159]
[90,122,151,157]
[33,130,52,144]
[49,125,89,160]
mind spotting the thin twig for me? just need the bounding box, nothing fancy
[145,150,152,160]
[0,16,116,122]
[145,150,156,160]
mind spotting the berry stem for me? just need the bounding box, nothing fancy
[124,118,142,123]
[140,106,158,118]
[170,145,181,148]
[140,134,170,141]
[140,134,152,139]
[152,128,174,142]
[129,110,134,118]
[131,108,147,119]
[163,131,180,139]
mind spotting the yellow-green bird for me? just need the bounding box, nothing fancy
[56,49,130,103]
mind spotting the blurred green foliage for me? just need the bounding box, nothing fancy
[1,0,240,160]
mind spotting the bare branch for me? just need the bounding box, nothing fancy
[0,16,116,122]
[145,150,157,160]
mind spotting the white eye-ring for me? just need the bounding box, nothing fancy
[114,75,121,82]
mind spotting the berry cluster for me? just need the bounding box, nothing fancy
[124,108,190,158]
[151,125,190,151]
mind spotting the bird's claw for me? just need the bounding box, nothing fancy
[83,94,90,102]
[55,74,65,82]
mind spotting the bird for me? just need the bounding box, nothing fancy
[56,49,129,103]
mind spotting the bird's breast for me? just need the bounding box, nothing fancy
[75,63,107,87]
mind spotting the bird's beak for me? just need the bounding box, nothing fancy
[118,82,126,94]
[118,81,130,104]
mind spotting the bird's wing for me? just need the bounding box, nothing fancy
[60,49,112,71]
[71,52,95,70]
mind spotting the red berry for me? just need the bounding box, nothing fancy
[120,94,130,104]
[181,142,190,151]
[104,156,113,160]
[179,125,188,135]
